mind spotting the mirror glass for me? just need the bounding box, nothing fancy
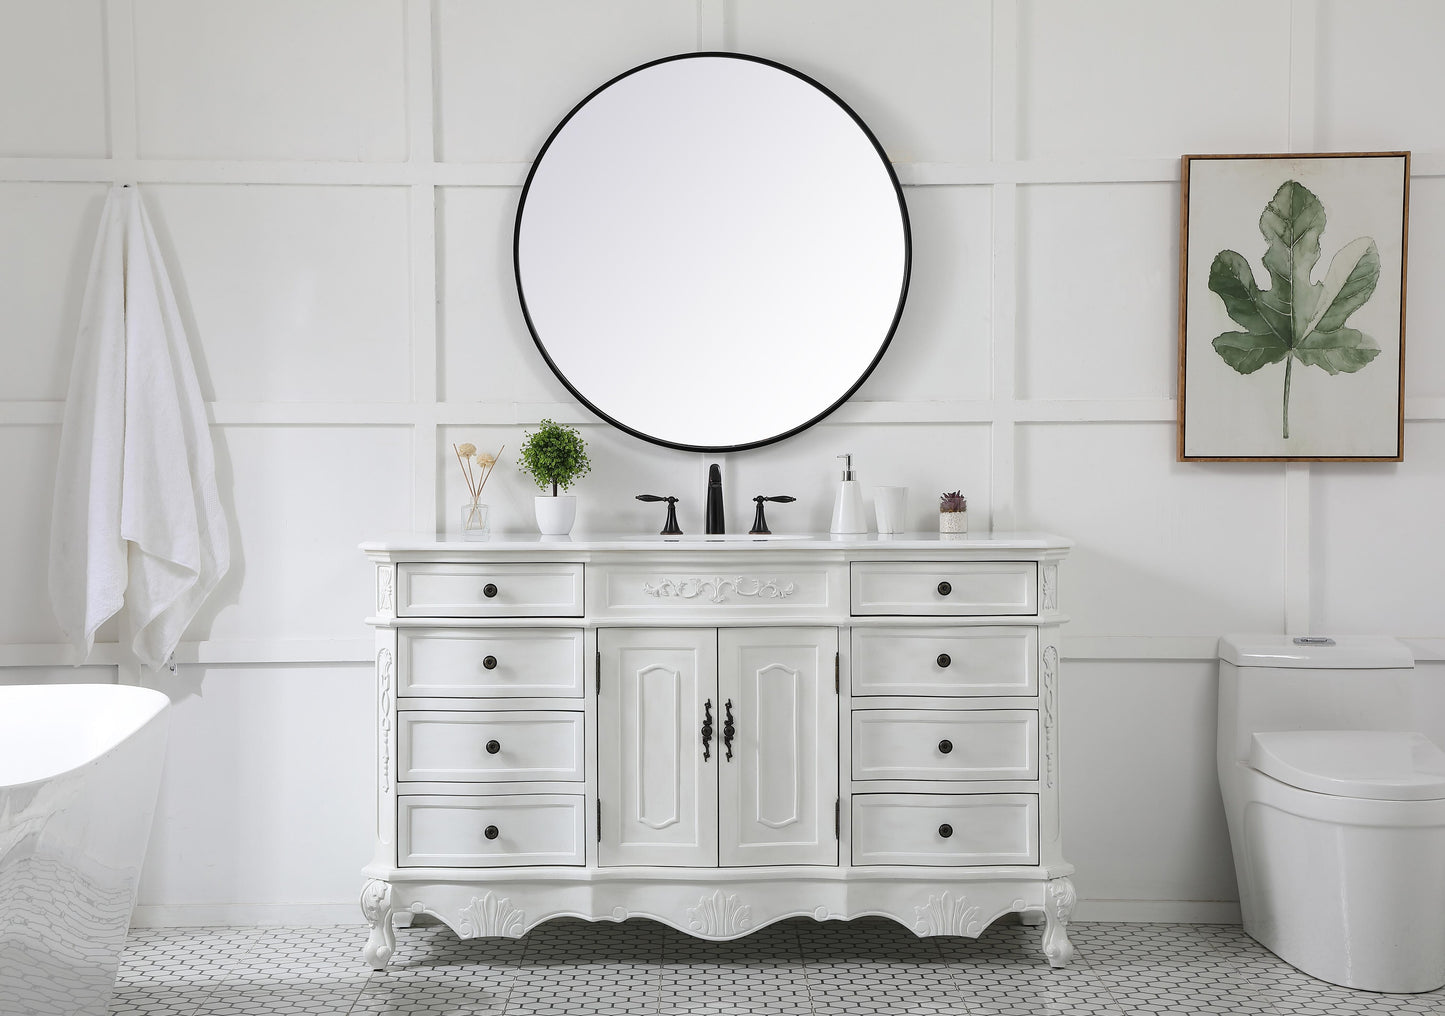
[515,53,910,452]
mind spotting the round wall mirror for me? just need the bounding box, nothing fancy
[514,53,911,452]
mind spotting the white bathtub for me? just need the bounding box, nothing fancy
[0,684,170,1016]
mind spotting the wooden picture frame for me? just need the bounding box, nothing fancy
[1178,152,1409,461]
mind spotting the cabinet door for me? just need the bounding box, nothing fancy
[598,629,718,866]
[718,628,838,866]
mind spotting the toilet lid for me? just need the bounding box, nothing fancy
[1249,731,1445,801]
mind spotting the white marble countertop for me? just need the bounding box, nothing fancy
[361,531,1072,553]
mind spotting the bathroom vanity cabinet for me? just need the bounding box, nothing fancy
[361,534,1074,968]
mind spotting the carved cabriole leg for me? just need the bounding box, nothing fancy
[361,879,396,969]
[1041,876,1076,968]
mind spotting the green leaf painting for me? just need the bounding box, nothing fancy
[1208,181,1381,439]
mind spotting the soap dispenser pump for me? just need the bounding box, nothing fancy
[829,454,867,535]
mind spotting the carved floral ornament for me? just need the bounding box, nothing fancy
[457,891,526,938]
[643,576,796,604]
[1041,563,1058,612]
[1042,644,1058,789]
[913,891,985,937]
[377,648,394,793]
[687,889,753,936]
[376,566,394,613]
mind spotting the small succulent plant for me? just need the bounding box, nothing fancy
[939,491,967,513]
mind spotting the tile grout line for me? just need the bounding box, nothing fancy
[793,921,817,1016]
[926,932,978,1014]
[500,924,534,1016]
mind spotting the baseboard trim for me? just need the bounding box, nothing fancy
[1074,899,1241,924]
[130,903,362,928]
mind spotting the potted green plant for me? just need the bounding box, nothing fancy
[518,419,592,535]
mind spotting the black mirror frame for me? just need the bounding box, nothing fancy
[513,51,912,453]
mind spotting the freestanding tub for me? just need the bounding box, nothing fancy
[0,684,170,1016]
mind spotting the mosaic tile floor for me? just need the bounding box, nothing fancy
[105,918,1445,1015]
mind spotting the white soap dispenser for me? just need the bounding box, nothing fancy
[829,453,868,535]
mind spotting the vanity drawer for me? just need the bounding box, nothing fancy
[398,628,584,698]
[851,627,1037,697]
[397,562,583,617]
[851,793,1038,866]
[398,794,585,867]
[851,562,1036,616]
[852,709,1038,782]
[397,710,584,783]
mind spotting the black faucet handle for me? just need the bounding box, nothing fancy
[749,494,795,535]
[636,494,683,535]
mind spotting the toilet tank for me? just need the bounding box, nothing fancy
[1217,635,1415,766]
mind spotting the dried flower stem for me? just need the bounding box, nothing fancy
[454,443,504,504]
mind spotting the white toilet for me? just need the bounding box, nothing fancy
[1217,634,1445,993]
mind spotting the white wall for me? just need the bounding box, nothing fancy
[2,0,1443,926]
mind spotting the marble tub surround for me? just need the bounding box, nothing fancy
[362,533,1073,969]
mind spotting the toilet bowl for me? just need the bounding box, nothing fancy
[1218,635,1445,993]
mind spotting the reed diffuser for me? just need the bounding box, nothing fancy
[454,442,503,540]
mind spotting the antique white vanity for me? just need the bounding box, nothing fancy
[361,52,1076,968]
[360,534,1074,967]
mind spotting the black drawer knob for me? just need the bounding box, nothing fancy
[486,739,501,755]
[938,823,954,839]
[483,655,498,670]
[484,825,499,840]
[938,739,953,755]
[937,581,952,596]
[482,583,498,598]
[936,653,951,668]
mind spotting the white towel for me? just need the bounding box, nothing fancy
[48,186,229,669]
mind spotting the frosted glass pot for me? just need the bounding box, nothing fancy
[460,502,490,541]
[874,486,907,534]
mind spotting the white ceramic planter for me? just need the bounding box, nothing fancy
[534,495,577,536]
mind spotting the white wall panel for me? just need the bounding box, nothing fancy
[434,0,696,163]
[192,426,412,642]
[137,664,373,910]
[436,187,573,404]
[1062,660,1238,904]
[1317,1,1445,152]
[132,0,407,161]
[1016,423,1286,637]
[853,186,992,403]
[1018,183,1177,400]
[731,422,992,536]
[439,424,697,538]
[145,185,412,403]
[0,666,116,685]
[440,420,988,542]
[0,183,109,401]
[727,0,992,164]
[1402,178,1445,399]
[0,426,67,643]
[1019,0,1291,160]
[1312,423,1445,636]
[0,0,107,158]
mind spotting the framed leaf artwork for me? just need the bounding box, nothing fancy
[1178,152,1409,461]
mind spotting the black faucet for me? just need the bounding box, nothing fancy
[705,463,725,535]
